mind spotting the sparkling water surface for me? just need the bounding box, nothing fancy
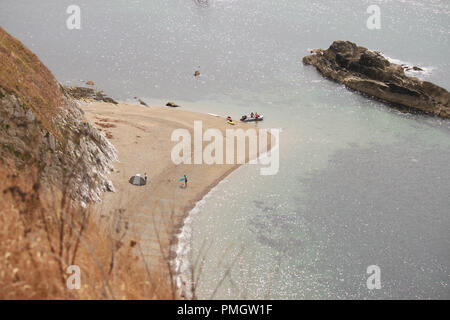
[1,0,449,299]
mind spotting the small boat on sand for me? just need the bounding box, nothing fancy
[240,114,264,122]
[226,116,236,125]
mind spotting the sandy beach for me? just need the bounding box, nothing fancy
[82,102,271,280]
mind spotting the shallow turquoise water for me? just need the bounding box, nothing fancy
[1,0,449,299]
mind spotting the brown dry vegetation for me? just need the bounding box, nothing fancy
[0,26,66,140]
[0,25,190,299]
[0,164,176,300]
[0,26,177,299]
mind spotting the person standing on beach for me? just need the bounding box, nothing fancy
[144,172,148,185]
[184,175,188,188]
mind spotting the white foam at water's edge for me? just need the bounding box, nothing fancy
[171,177,229,299]
[171,146,274,299]
[380,53,435,79]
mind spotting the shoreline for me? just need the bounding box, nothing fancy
[81,101,273,297]
[171,163,241,299]
[172,140,276,299]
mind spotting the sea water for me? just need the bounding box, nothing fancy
[1,0,449,299]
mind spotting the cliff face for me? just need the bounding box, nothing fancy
[303,41,450,119]
[0,26,116,204]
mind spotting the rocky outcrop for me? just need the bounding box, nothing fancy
[133,97,148,107]
[303,41,450,118]
[166,102,181,108]
[0,26,117,205]
[64,86,118,104]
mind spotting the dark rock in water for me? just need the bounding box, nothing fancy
[402,65,424,72]
[64,86,118,104]
[303,40,449,119]
[166,102,181,108]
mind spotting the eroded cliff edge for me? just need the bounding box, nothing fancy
[303,41,450,119]
[0,26,117,205]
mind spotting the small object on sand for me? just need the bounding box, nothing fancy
[227,120,236,125]
[166,102,181,108]
[129,174,146,186]
[103,97,118,104]
[86,80,95,86]
[138,99,148,106]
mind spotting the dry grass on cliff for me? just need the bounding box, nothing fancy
[0,166,176,300]
[0,27,67,140]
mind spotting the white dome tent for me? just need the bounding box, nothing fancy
[129,174,146,186]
